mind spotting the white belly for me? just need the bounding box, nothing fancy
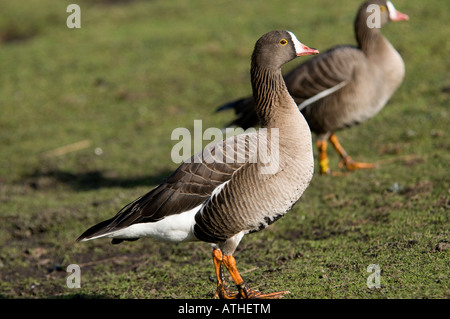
[107,205,201,242]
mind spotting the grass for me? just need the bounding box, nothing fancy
[0,0,448,299]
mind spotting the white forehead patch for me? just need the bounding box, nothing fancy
[386,1,397,18]
[287,31,303,55]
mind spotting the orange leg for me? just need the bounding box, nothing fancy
[316,139,331,175]
[222,254,289,299]
[328,133,376,171]
[212,248,238,299]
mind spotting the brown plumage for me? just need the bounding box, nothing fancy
[217,0,409,175]
[77,30,318,299]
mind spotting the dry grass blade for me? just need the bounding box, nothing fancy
[41,140,92,158]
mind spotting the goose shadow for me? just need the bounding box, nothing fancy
[25,168,173,191]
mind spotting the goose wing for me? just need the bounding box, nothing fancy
[285,45,363,109]
[77,132,258,241]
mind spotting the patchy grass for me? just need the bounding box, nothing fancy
[0,0,448,299]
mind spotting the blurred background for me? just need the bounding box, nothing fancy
[0,0,448,298]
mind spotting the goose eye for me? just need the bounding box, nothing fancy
[380,5,386,12]
[279,39,288,46]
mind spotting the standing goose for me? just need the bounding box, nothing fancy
[217,0,409,175]
[77,30,318,299]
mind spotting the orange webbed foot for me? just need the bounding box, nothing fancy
[338,156,377,171]
[237,282,289,299]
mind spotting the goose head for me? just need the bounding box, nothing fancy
[358,0,409,29]
[251,30,318,69]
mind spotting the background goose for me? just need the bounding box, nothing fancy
[216,0,409,175]
[77,30,318,299]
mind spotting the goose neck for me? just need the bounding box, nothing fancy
[250,63,287,127]
[354,16,387,55]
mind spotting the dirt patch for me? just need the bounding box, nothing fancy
[431,240,450,253]
[0,23,37,43]
[24,168,170,191]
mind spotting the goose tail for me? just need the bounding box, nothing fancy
[76,217,139,245]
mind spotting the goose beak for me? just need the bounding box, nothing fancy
[387,1,409,21]
[287,31,319,57]
[297,44,319,57]
[390,10,409,21]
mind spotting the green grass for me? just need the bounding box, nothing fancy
[0,0,448,299]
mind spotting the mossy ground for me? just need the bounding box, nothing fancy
[0,0,448,299]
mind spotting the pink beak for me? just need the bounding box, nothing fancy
[387,1,410,22]
[390,9,409,21]
[297,44,319,57]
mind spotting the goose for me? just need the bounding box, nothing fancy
[216,0,409,175]
[77,30,319,299]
